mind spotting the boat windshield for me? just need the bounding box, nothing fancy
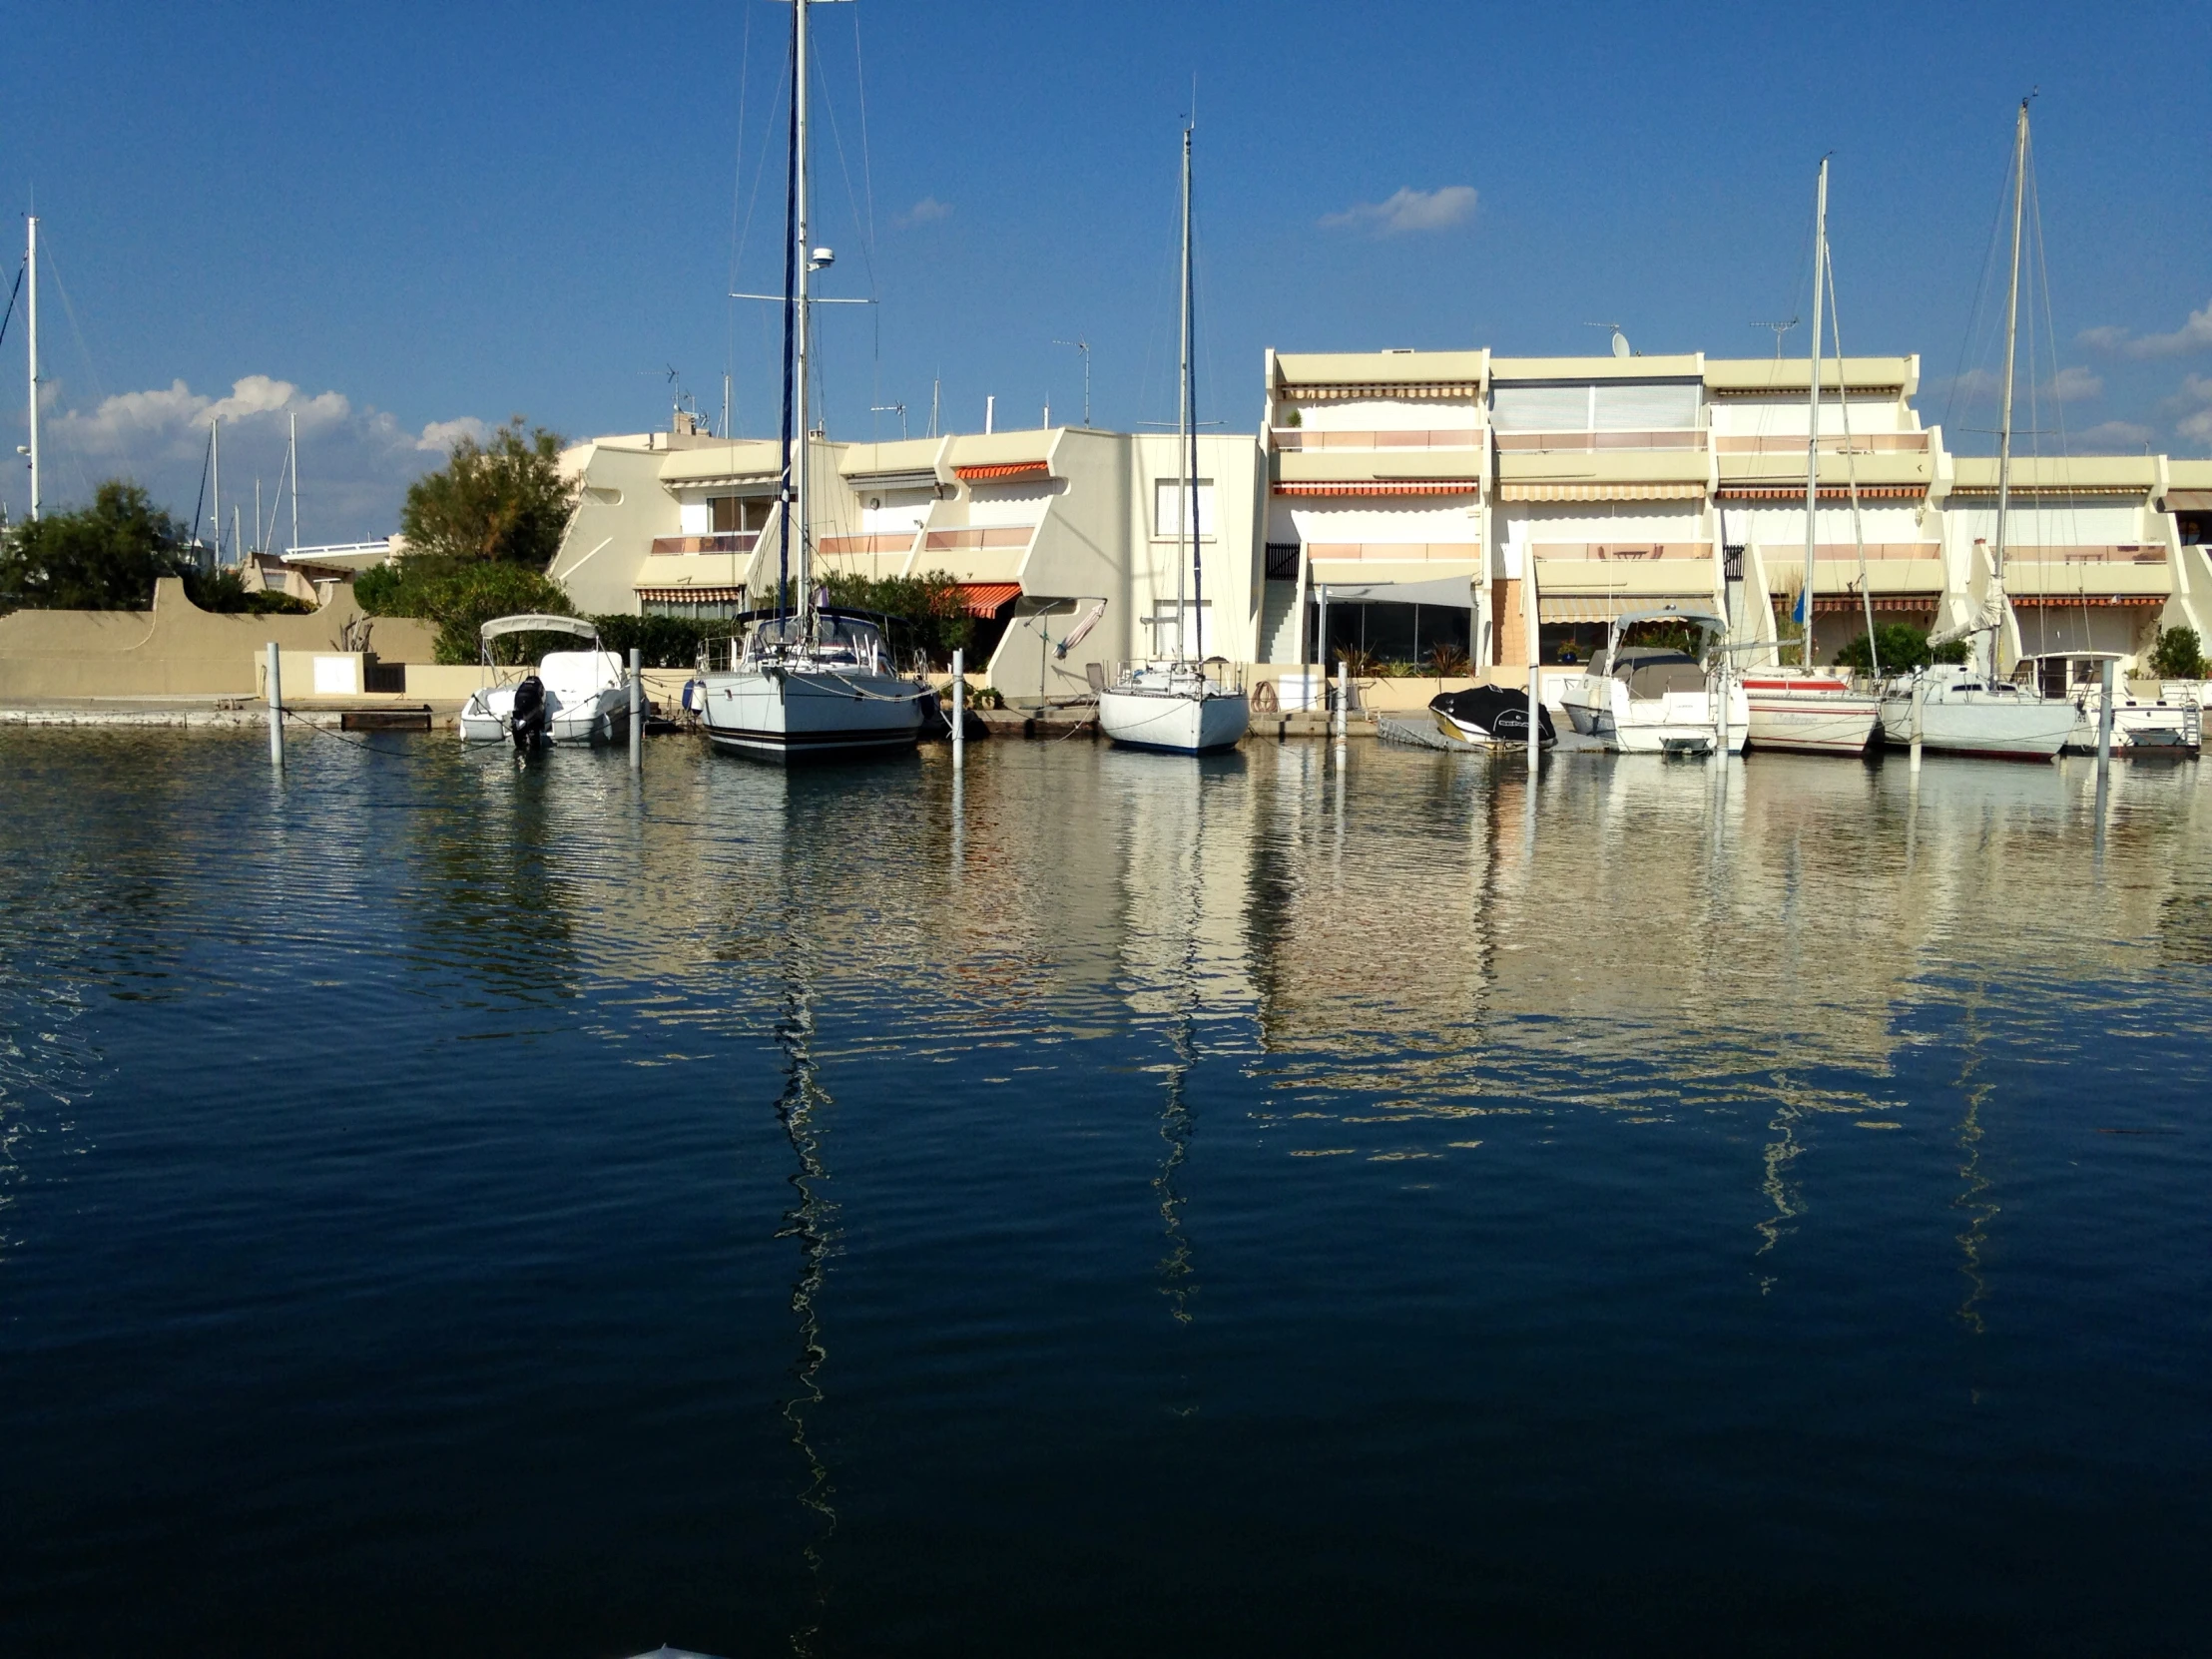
[743,612,888,671]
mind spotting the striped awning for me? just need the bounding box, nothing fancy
[955,581,1022,617]
[954,461,1049,482]
[1538,592,1713,622]
[1281,381,1481,401]
[1273,479,1479,497]
[1500,481,1706,502]
[2009,593,2162,608]
[1718,485,1925,501]
[2164,489,2212,511]
[637,586,745,604]
[1947,485,2147,497]
[1811,593,1938,614]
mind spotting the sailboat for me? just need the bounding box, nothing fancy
[1878,100,2073,762]
[1742,157,1883,757]
[1097,125,1251,755]
[696,0,931,762]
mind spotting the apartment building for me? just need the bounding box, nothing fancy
[548,350,2212,693]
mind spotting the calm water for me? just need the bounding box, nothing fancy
[2,729,2208,1656]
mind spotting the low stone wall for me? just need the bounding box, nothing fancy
[0,579,439,699]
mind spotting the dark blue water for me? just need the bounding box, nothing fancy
[2,729,2207,1656]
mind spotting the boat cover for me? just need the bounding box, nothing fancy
[1429,685,1556,745]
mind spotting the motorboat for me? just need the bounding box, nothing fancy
[1741,668,1881,756]
[698,608,929,760]
[1876,664,2073,760]
[458,614,631,745]
[1097,125,1250,756]
[1556,608,1747,756]
[2020,653,2203,757]
[1427,684,1555,750]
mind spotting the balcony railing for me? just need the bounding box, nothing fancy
[1982,544,2167,564]
[817,533,918,555]
[1271,427,1482,450]
[1305,541,1482,562]
[1531,542,1713,561]
[1493,430,1706,452]
[1789,543,1943,561]
[1714,432,1930,454]
[920,525,1035,553]
[651,532,758,556]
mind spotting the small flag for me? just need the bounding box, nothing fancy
[1794,588,1810,626]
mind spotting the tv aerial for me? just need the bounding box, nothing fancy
[1753,318,1799,360]
[1584,321,1630,358]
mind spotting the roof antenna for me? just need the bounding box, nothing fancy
[1585,320,1629,358]
[1753,317,1799,360]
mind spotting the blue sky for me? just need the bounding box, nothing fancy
[4,0,2208,538]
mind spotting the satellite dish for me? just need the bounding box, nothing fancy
[1611,329,1631,359]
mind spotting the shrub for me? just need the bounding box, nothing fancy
[590,614,733,670]
[183,567,314,615]
[2149,624,2205,681]
[400,418,577,568]
[0,482,189,612]
[821,570,976,667]
[351,552,574,663]
[1833,622,1968,673]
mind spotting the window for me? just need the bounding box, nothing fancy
[711,496,773,533]
[1315,602,1470,669]
[1154,478,1216,538]
[1265,543,1301,580]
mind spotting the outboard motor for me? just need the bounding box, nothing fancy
[509,675,550,753]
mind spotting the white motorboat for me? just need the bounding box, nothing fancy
[695,0,931,765]
[1098,662,1249,754]
[699,609,928,760]
[1877,665,2072,760]
[1097,124,1250,757]
[1557,609,1748,755]
[2020,653,2203,757]
[1742,669,1881,756]
[458,614,631,745]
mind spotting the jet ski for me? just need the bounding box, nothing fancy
[1428,684,1555,751]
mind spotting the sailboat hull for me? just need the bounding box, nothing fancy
[700,666,928,761]
[1877,689,2071,761]
[1098,686,1249,753]
[1742,675,1881,756]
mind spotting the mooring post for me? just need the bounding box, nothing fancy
[629,648,643,771]
[951,647,966,768]
[1526,660,1540,774]
[265,640,283,769]
[2096,658,2116,780]
[1910,675,1926,773]
[1334,658,1348,744]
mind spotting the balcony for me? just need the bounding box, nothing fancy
[1271,427,1482,451]
[817,533,917,555]
[1714,433,1929,454]
[1493,430,1705,453]
[1531,542,1711,561]
[1992,544,2167,563]
[650,532,758,556]
[921,525,1035,553]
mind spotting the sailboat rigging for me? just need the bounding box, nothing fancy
[697,0,932,762]
[1096,123,1251,755]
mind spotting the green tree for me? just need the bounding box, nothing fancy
[0,482,190,613]
[2149,624,2205,681]
[353,552,575,663]
[822,570,976,667]
[1833,622,1970,673]
[399,417,578,568]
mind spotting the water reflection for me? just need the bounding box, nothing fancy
[773,966,836,1655]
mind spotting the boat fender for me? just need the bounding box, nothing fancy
[682,677,704,714]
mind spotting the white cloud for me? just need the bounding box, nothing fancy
[1945,367,2002,399]
[2072,419,2154,449]
[15,375,488,541]
[2079,298,2212,359]
[897,196,952,227]
[2044,365,2102,403]
[1320,185,1478,235]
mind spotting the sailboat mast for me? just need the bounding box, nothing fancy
[25,215,38,520]
[1176,125,1192,663]
[1990,98,2029,682]
[794,0,814,631]
[1802,159,1827,671]
[288,410,299,555]
[211,416,222,564]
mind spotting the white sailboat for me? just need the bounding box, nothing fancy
[1744,156,1882,757]
[697,0,930,763]
[1097,125,1250,756]
[1879,99,2072,763]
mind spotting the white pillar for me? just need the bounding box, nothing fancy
[1909,675,1925,772]
[629,647,643,771]
[265,641,283,768]
[951,647,966,767]
[1526,662,1540,773]
[1334,657,1348,742]
[2096,658,2115,777]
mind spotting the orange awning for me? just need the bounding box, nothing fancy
[1811,594,1938,614]
[1718,485,1925,500]
[1273,479,1479,497]
[637,587,745,604]
[2009,594,2162,608]
[954,461,1050,482]
[955,582,1022,617]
